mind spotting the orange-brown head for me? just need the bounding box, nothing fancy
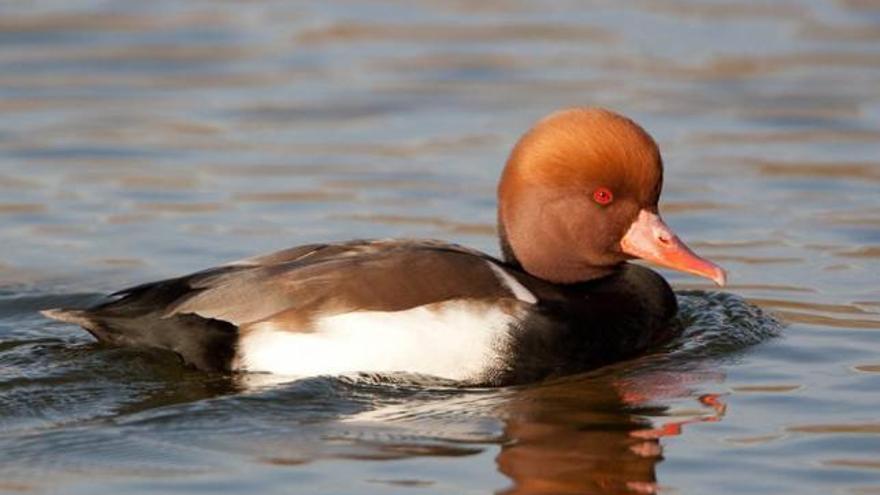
[498,107,725,285]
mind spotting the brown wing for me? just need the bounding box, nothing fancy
[157,239,517,328]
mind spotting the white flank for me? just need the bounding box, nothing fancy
[235,300,523,382]
[487,262,537,304]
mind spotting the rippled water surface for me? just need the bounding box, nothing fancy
[1,1,879,494]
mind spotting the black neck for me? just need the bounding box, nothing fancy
[497,219,522,268]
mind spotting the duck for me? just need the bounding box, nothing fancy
[42,108,725,386]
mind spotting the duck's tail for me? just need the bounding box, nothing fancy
[41,308,88,325]
[41,308,100,332]
[40,306,238,371]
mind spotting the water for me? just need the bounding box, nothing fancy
[0,1,878,493]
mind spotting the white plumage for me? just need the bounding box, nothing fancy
[235,300,525,382]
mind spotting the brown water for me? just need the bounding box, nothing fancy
[0,1,878,494]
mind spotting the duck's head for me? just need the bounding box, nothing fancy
[498,107,726,286]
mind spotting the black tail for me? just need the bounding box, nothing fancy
[41,308,102,334]
[40,307,237,372]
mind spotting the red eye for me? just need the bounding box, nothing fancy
[592,187,613,205]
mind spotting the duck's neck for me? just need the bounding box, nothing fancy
[498,222,521,268]
[497,219,619,284]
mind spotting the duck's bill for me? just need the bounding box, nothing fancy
[620,209,727,286]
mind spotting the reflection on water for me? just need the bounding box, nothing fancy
[496,379,727,495]
[0,0,879,494]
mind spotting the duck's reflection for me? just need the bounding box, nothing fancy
[495,372,725,495]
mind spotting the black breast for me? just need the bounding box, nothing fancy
[491,263,680,385]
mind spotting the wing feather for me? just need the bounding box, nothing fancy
[120,239,518,328]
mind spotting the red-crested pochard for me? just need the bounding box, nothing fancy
[43,108,725,385]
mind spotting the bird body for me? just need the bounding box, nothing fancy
[43,108,724,386]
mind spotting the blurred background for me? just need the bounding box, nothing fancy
[0,1,878,494]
